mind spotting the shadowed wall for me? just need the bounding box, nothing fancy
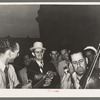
[0,5,40,38]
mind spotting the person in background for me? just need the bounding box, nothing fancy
[50,49,60,73]
[83,46,98,70]
[14,54,31,84]
[58,48,74,81]
[58,48,70,62]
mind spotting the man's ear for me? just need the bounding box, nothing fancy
[32,52,35,56]
[85,57,88,64]
[6,50,11,57]
[43,50,45,54]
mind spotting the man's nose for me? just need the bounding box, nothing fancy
[77,62,81,67]
[38,53,42,56]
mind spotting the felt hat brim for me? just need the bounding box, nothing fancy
[30,47,46,51]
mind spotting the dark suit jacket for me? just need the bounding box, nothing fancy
[27,60,60,88]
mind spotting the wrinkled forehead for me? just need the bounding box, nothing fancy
[71,52,84,62]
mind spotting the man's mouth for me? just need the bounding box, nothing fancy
[77,68,84,73]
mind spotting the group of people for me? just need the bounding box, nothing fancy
[0,38,100,89]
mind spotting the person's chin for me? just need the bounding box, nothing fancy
[78,71,84,76]
[38,58,43,60]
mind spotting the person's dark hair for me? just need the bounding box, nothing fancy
[50,48,59,53]
[9,39,19,52]
[0,38,10,54]
[60,47,69,53]
[69,48,85,62]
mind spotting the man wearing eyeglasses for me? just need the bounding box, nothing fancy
[28,41,60,88]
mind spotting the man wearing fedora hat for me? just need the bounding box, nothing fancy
[27,41,60,88]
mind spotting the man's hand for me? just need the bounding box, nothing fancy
[34,74,44,80]
[61,72,72,89]
[43,77,52,87]
[42,71,55,87]
[72,72,80,89]
[47,71,54,78]
[22,80,32,89]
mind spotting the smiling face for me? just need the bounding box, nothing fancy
[34,48,45,61]
[71,52,87,76]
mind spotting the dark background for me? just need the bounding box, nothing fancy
[0,1,100,99]
[1,5,100,54]
[37,5,100,50]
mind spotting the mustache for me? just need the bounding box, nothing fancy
[77,67,85,71]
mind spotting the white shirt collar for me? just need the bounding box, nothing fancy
[0,60,6,72]
[77,75,83,82]
[36,60,44,67]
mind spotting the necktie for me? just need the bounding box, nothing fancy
[4,67,10,88]
[40,61,44,73]
[40,66,43,73]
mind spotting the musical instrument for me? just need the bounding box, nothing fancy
[13,64,57,88]
[33,71,55,88]
[80,44,100,89]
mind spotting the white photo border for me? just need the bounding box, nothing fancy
[0,2,100,97]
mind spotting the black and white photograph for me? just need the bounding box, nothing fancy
[1,2,100,97]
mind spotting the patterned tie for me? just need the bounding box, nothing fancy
[40,61,44,73]
[40,66,43,73]
[4,67,10,88]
